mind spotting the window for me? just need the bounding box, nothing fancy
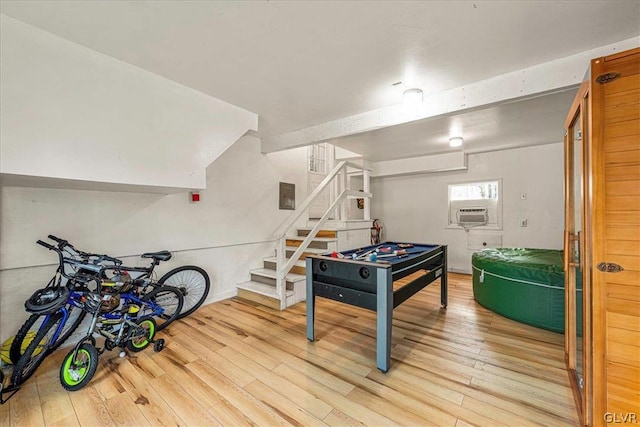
[449,181,498,201]
[447,179,502,229]
[308,143,326,174]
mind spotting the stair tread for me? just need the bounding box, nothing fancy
[286,236,337,242]
[250,268,306,282]
[296,227,339,232]
[237,281,294,297]
[264,256,306,267]
[306,219,372,228]
[286,246,326,254]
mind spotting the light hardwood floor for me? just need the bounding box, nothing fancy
[0,273,579,426]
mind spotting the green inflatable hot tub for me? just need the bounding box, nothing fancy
[472,248,577,334]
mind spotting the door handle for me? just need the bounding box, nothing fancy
[597,262,624,273]
[568,232,581,268]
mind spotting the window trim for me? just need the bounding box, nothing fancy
[446,178,503,230]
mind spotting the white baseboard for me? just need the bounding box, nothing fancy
[204,289,237,305]
[448,267,472,275]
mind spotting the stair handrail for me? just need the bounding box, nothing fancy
[274,160,347,239]
[274,160,371,309]
[281,190,348,278]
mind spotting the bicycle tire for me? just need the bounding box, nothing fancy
[12,313,63,385]
[158,265,210,318]
[9,314,43,365]
[10,306,86,365]
[60,343,99,391]
[126,317,156,352]
[141,286,183,331]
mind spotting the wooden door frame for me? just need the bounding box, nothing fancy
[564,79,591,426]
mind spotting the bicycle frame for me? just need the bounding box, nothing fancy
[72,287,167,353]
[34,292,86,350]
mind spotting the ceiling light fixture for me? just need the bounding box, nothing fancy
[449,136,464,148]
[403,88,423,105]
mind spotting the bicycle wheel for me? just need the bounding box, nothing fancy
[60,343,99,391]
[10,306,86,364]
[12,313,63,385]
[158,266,210,318]
[141,286,183,331]
[8,314,44,365]
[126,317,155,352]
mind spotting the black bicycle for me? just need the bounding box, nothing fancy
[44,235,210,320]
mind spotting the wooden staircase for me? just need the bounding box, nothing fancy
[236,228,337,309]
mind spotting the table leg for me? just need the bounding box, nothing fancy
[441,246,448,308]
[376,267,393,372]
[306,257,315,341]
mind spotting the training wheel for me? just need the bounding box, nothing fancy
[153,339,165,352]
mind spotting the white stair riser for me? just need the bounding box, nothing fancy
[263,259,306,275]
[250,273,299,290]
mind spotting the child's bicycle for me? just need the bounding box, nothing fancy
[59,277,176,391]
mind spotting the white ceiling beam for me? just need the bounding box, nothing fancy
[372,152,467,178]
[261,37,639,153]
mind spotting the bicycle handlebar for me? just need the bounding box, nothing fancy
[39,236,159,281]
[48,234,66,245]
[37,238,109,281]
[45,235,123,266]
[37,239,55,250]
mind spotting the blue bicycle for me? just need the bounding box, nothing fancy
[59,277,179,391]
[4,240,104,397]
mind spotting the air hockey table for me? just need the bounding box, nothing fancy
[305,241,447,372]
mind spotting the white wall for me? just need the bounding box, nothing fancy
[0,137,308,343]
[0,16,306,343]
[0,14,257,190]
[371,143,564,273]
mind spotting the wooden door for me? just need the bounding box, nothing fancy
[590,48,640,424]
[564,80,590,424]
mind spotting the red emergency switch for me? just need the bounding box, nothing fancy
[190,191,200,202]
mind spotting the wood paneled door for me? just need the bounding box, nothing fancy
[565,47,640,427]
[590,48,640,424]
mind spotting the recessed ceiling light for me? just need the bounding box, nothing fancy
[403,88,423,105]
[449,136,464,148]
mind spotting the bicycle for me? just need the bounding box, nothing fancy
[44,235,210,320]
[8,239,183,388]
[2,240,105,399]
[59,279,175,391]
[7,237,107,366]
[9,235,208,363]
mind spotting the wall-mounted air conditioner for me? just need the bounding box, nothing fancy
[457,208,488,228]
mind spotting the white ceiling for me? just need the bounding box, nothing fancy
[326,89,580,161]
[1,1,639,161]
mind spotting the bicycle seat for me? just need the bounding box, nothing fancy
[141,250,172,262]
